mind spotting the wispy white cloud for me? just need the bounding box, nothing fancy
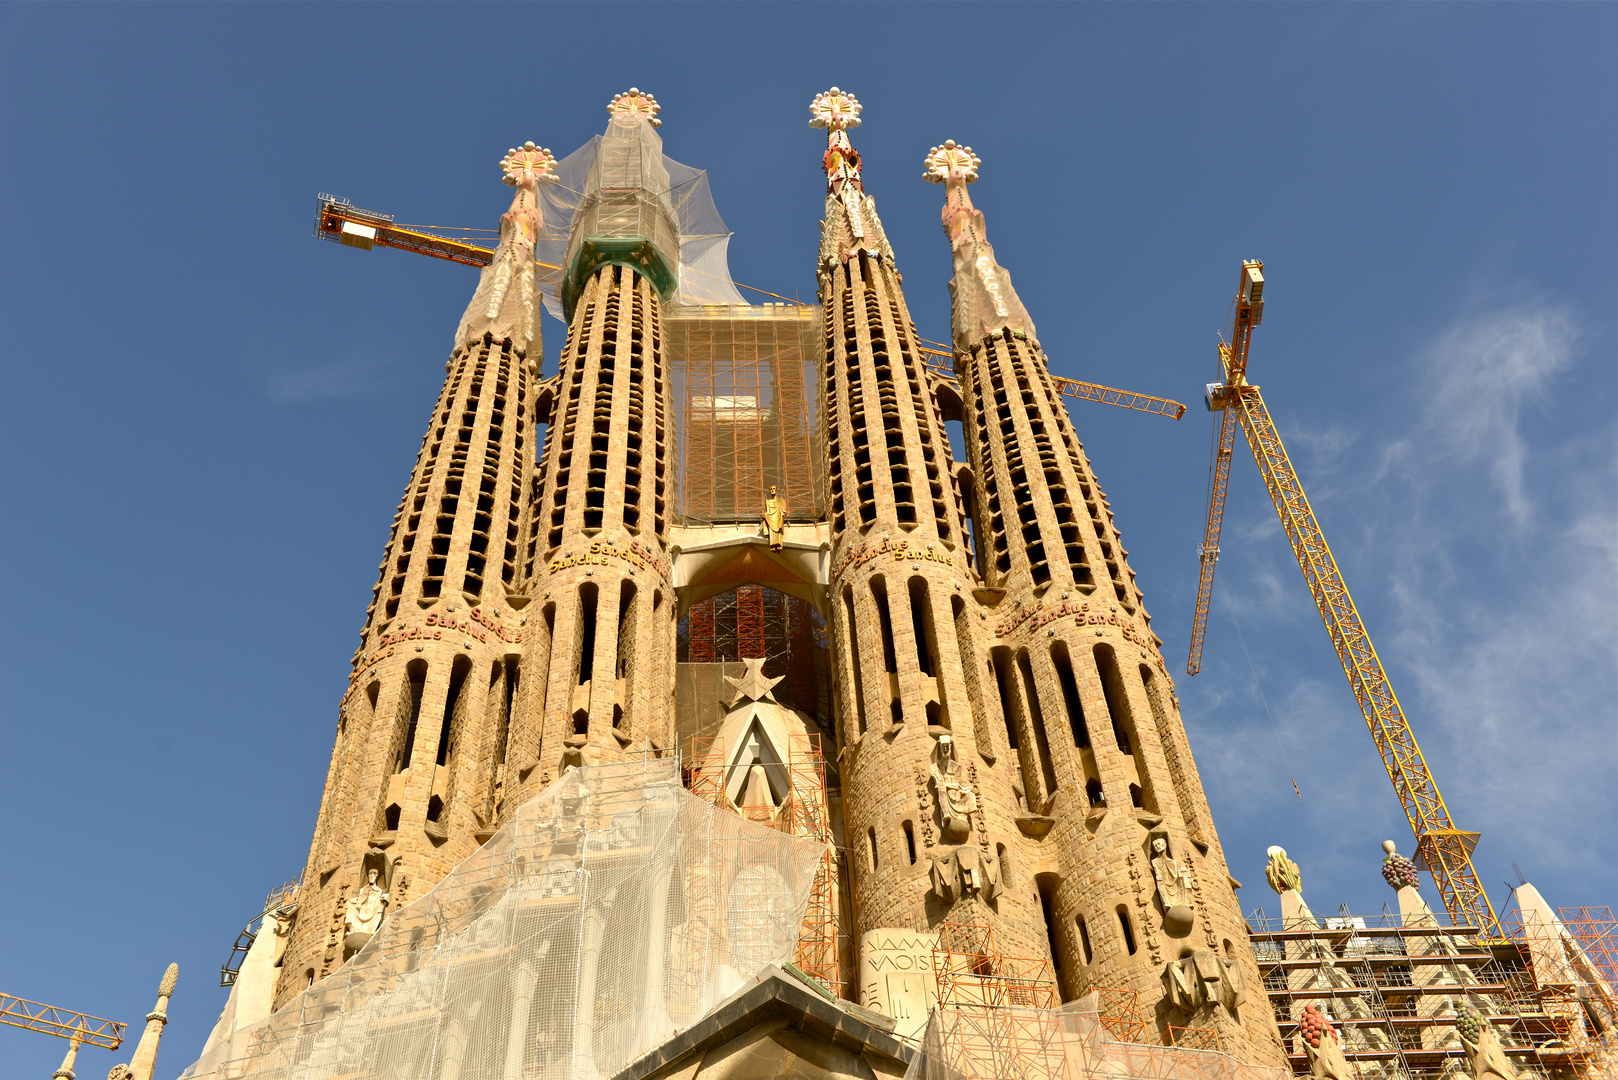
[266,353,397,402]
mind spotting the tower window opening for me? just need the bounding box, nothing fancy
[435,654,470,767]
[495,661,517,766]
[997,843,1013,886]
[577,583,599,686]
[842,586,867,736]
[426,795,444,823]
[1129,783,1144,808]
[907,577,935,676]
[903,821,917,864]
[1051,642,1090,748]
[868,826,879,872]
[1117,905,1137,955]
[384,804,401,831]
[1095,644,1157,811]
[397,660,427,772]
[1017,649,1058,803]
[1077,914,1093,965]
[1036,874,1073,1002]
[871,576,898,673]
[1086,778,1105,806]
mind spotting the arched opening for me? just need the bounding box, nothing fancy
[436,654,471,767]
[1036,874,1073,1002]
[1051,642,1089,748]
[1117,904,1138,955]
[867,826,879,872]
[1085,777,1105,806]
[1017,649,1058,803]
[384,804,401,831]
[396,660,428,772]
[576,583,599,686]
[871,576,898,673]
[1094,644,1157,812]
[843,586,867,735]
[1077,914,1093,965]
[907,576,936,676]
[903,821,917,864]
[426,795,444,822]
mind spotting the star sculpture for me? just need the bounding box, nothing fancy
[724,657,784,707]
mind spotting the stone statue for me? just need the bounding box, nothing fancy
[762,486,787,551]
[344,867,390,954]
[929,734,977,842]
[1150,835,1196,935]
[1162,950,1244,1017]
[929,847,1000,905]
[1299,1005,1352,1080]
[1460,1007,1519,1080]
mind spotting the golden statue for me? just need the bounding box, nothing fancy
[762,485,787,551]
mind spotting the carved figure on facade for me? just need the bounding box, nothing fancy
[1150,834,1196,935]
[343,849,396,956]
[762,485,788,551]
[929,733,978,843]
[1162,949,1245,1018]
[1299,1005,1353,1080]
[929,847,1001,906]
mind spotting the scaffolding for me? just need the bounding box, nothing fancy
[1494,904,1618,1077]
[1555,906,1618,997]
[1248,906,1543,1080]
[666,305,825,527]
[220,875,303,988]
[180,755,824,1080]
[686,731,839,995]
[676,584,830,736]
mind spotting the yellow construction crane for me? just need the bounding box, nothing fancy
[1187,261,1503,940]
[0,991,126,1049]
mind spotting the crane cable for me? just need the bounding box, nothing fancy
[1218,575,1303,801]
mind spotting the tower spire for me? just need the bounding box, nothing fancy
[810,88,894,269]
[453,142,557,356]
[922,140,1035,350]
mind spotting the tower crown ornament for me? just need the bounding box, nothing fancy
[923,139,980,185]
[608,88,661,126]
[500,142,559,188]
[809,87,861,131]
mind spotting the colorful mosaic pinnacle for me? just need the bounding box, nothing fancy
[923,139,980,185]
[808,87,861,130]
[500,142,558,188]
[608,87,661,126]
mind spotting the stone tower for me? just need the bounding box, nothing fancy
[922,138,1287,1064]
[506,89,679,794]
[273,143,555,1007]
[809,90,1052,983]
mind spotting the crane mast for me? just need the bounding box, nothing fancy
[1189,262,1504,940]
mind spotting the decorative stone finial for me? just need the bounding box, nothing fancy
[158,963,178,999]
[1265,845,1302,895]
[1381,840,1420,890]
[809,87,861,131]
[500,142,559,188]
[923,139,980,185]
[608,88,661,127]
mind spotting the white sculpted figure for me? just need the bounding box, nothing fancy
[344,867,389,949]
[929,734,977,842]
[1151,836,1196,934]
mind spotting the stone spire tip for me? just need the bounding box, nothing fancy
[159,962,178,998]
[608,88,661,127]
[809,87,862,130]
[500,143,558,188]
[923,140,979,185]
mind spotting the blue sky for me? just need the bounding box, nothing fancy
[2,3,1612,1074]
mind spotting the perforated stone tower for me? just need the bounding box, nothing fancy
[808,91,1053,974]
[274,143,555,1006]
[507,89,678,794]
[922,138,1286,1064]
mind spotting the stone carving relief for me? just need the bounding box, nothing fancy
[1150,835,1196,935]
[929,733,977,843]
[343,849,397,957]
[858,928,938,1042]
[1460,1006,1520,1080]
[1162,949,1245,1018]
[928,847,1001,906]
[1299,1005,1352,1080]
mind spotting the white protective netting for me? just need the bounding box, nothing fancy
[182,756,824,1080]
[535,132,747,320]
[903,995,1292,1080]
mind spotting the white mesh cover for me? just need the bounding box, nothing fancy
[535,138,746,321]
[182,757,824,1080]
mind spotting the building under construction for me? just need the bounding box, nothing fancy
[169,88,1615,1080]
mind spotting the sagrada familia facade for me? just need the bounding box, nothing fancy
[209,88,1303,1077]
